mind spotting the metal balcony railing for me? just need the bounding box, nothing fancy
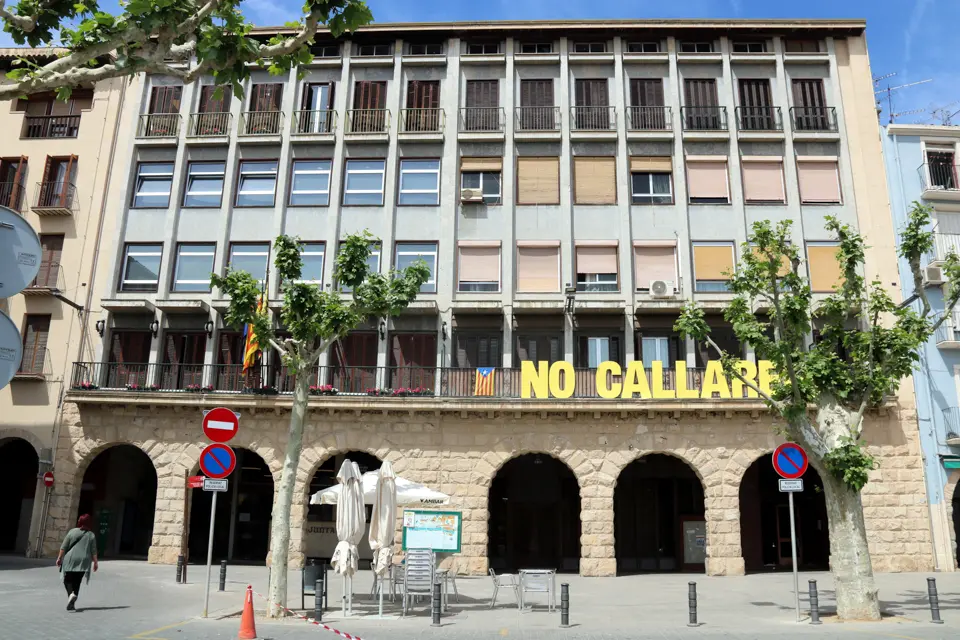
[681,106,728,131]
[400,108,445,133]
[33,181,76,214]
[935,312,960,345]
[942,408,960,439]
[137,113,181,138]
[16,347,51,379]
[735,106,783,131]
[459,107,504,132]
[933,233,960,263]
[515,106,561,131]
[571,106,616,131]
[291,110,337,134]
[789,106,838,132]
[345,109,390,134]
[0,181,26,213]
[919,162,959,192]
[627,106,672,131]
[188,112,231,137]
[239,110,283,136]
[24,262,62,295]
[22,114,80,139]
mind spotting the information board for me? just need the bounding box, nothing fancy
[401,510,462,553]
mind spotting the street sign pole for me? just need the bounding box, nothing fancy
[788,490,799,622]
[202,490,218,618]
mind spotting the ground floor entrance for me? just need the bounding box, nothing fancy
[0,438,39,553]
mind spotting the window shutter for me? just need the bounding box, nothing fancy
[630,156,672,172]
[455,334,476,368]
[460,157,502,172]
[548,336,561,363]
[792,79,825,108]
[610,335,621,365]
[458,243,500,284]
[797,158,841,203]
[465,80,498,108]
[573,157,616,204]
[42,155,53,183]
[686,158,728,200]
[630,79,664,107]
[164,333,181,365]
[684,79,718,107]
[693,244,734,281]
[516,244,560,292]
[576,244,618,275]
[741,157,785,202]
[633,244,677,286]
[807,244,843,291]
[516,157,560,205]
[577,336,589,367]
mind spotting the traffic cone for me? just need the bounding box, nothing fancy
[237,585,257,640]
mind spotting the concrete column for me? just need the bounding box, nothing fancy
[503,37,517,305]
[612,37,635,299]
[668,37,694,299]
[685,336,697,367]
[323,40,352,288]
[502,307,513,368]
[773,36,805,244]
[623,308,635,362]
[558,37,574,293]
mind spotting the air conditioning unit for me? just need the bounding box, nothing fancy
[924,266,945,286]
[649,280,675,298]
[460,188,483,203]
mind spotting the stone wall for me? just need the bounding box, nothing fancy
[44,398,933,576]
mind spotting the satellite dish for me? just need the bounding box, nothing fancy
[0,311,22,389]
[0,205,42,298]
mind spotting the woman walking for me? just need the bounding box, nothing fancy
[56,514,98,611]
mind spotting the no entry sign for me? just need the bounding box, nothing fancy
[773,443,808,479]
[199,443,236,479]
[42,471,54,487]
[202,407,239,443]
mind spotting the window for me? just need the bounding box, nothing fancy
[516,157,560,205]
[573,42,606,53]
[311,43,340,57]
[357,43,391,56]
[797,158,841,204]
[627,42,661,53]
[576,244,618,292]
[454,333,501,368]
[516,242,560,293]
[235,160,278,207]
[131,162,174,208]
[228,243,269,283]
[337,242,380,292]
[733,41,766,53]
[742,157,785,204]
[686,157,729,204]
[631,173,672,205]
[460,164,502,205]
[520,42,553,54]
[641,336,674,368]
[578,335,620,368]
[183,161,225,207]
[198,85,232,113]
[35,234,63,288]
[467,42,500,55]
[20,315,50,374]
[343,159,385,205]
[172,243,215,292]
[680,42,714,53]
[927,149,958,190]
[0,156,27,211]
[120,243,162,292]
[692,242,734,292]
[397,159,440,206]
[807,242,842,292]
[408,43,443,55]
[634,243,678,291]
[289,160,331,206]
[248,83,282,111]
[785,39,821,53]
[395,242,437,293]
[148,85,182,114]
[37,155,77,207]
[574,157,616,205]
[516,334,562,365]
[298,242,325,284]
[458,242,500,292]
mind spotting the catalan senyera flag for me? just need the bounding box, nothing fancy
[474,367,496,396]
[241,296,265,374]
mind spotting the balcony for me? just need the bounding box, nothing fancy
[681,106,728,132]
[239,110,283,137]
[735,106,783,134]
[789,106,838,134]
[345,109,390,139]
[188,112,232,138]
[627,106,672,133]
[942,408,960,445]
[931,233,960,266]
[458,107,505,140]
[22,262,62,296]
[399,108,445,140]
[136,113,181,140]
[0,182,26,213]
[515,106,560,140]
[570,106,617,140]
[919,162,960,202]
[291,110,337,137]
[935,313,960,349]
[32,181,76,216]
[14,348,50,381]
[21,114,80,139]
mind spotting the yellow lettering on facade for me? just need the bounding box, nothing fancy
[675,361,700,399]
[620,361,651,399]
[521,360,549,398]
[730,360,759,398]
[757,360,775,396]
[650,361,676,399]
[549,361,575,399]
[700,360,732,399]
[596,362,622,399]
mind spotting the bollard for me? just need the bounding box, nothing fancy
[314,579,323,622]
[927,577,944,624]
[219,559,227,592]
[431,580,442,626]
[687,581,698,627]
[808,580,821,625]
[560,583,570,628]
[176,555,184,584]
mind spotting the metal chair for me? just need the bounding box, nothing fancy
[402,548,435,616]
[435,558,460,605]
[370,563,395,601]
[488,568,521,609]
[301,561,326,610]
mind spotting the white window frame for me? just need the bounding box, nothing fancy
[457,246,501,293]
[398,159,441,205]
[343,159,386,206]
[641,336,671,368]
[172,243,215,292]
[298,242,325,284]
[228,243,270,283]
[586,336,610,368]
[120,243,163,292]
[631,171,673,204]
[460,170,502,205]
[395,242,438,292]
[577,272,618,292]
[289,160,331,206]
[132,162,174,208]
[235,160,278,207]
[183,162,226,207]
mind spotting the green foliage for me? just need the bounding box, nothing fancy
[823,437,877,492]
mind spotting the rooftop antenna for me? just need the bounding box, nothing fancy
[928,102,960,126]
[890,107,925,124]
[874,76,933,123]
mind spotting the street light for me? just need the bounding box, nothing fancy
[564,283,577,315]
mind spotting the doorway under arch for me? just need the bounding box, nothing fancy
[188,448,274,563]
[614,453,706,574]
[77,444,157,558]
[0,438,40,553]
[488,453,581,573]
[739,453,829,572]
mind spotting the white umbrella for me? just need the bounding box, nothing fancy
[368,460,397,617]
[330,460,365,616]
[311,470,450,506]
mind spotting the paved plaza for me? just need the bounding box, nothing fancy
[2,556,960,639]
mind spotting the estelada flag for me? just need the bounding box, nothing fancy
[241,296,265,374]
[474,367,496,396]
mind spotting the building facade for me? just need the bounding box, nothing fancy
[884,123,960,572]
[0,50,126,556]
[35,20,931,576]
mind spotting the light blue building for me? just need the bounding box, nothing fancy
[883,123,960,571]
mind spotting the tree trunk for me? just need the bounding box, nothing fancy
[267,364,311,617]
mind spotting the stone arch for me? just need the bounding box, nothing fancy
[0,428,45,455]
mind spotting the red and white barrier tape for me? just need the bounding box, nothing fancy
[250,588,367,640]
